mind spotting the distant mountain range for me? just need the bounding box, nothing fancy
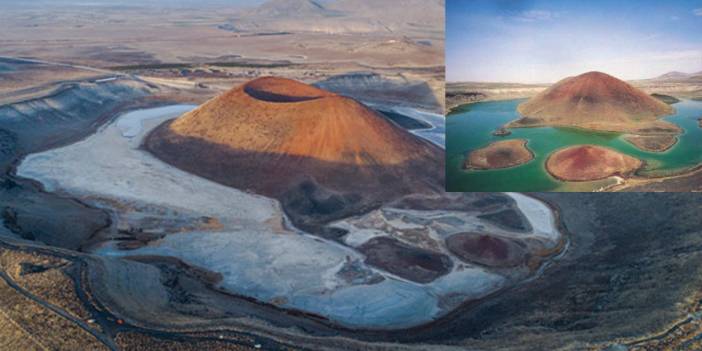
[0,0,257,9]
[246,0,341,18]
[220,0,444,35]
[651,71,702,82]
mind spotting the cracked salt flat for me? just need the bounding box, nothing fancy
[338,198,561,250]
[17,105,516,328]
[506,192,560,242]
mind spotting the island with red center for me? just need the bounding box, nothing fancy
[546,145,643,181]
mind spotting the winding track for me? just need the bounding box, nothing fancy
[0,238,302,351]
[0,263,119,350]
[0,55,573,349]
[0,55,301,350]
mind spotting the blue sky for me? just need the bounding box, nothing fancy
[447,0,702,83]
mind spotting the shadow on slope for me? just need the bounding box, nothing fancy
[144,121,444,236]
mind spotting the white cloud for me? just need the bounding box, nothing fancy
[693,8,702,16]
[514,10,560,22]
[670,15,680,21]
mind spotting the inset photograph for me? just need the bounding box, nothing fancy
[446,0,702,192]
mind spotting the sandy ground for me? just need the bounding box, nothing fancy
[0,3,444,112]
[17,105,561,329]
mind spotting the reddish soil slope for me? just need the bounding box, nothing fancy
[145,77,443,232]
[445,233,528,268]
[512,72,677,135]
[359,237,452,283]
[546,145,643,181]
[465,139,533,170]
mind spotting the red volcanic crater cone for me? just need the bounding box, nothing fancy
[546,145,643,181]
[145,77,444,230]
[166,76,437,167]
[515,71,676,133]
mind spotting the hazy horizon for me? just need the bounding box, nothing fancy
[0,0,266,8]
[447,0,702,83]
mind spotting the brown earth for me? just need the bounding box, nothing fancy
[145,77,444,232]
[624,134,678,152]
[511,71,678,135]
[445,233,528,268]
[616,165,702,192]
[0,3,444,69]
[358,236,452,283]
[492,127,511,136]
[465,139,533,170]
[546,145,643,181]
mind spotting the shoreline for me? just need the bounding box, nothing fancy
[451,97,702,191]
[9,101,568,341]
[623,134,679,153]
[607,162,702,192]
[464,139,535,171]
[0,190,575,348]
[504,116,682,143]
[543,144,644,183]
[447,96,525,115]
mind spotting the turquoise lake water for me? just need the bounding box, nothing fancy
[446,99,702,192]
